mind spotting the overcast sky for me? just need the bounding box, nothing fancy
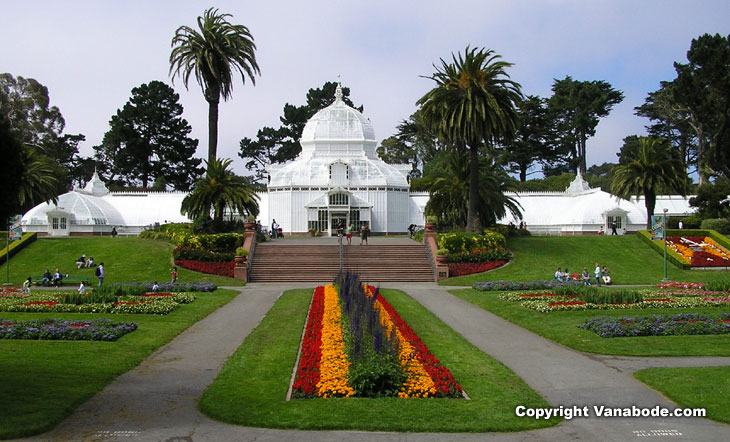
[3,0,728,177]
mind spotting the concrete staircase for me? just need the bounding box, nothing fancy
[248,242,434,282]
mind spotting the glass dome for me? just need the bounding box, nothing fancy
[300,84,376,143]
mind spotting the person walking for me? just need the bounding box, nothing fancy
[96,262,105,287]
[170,266,178,283]
[594,263,602,287]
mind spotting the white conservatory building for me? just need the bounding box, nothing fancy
[499,174,694,235]
[263,85,419,235]
[21,86,698,238]
[21,172,190,237]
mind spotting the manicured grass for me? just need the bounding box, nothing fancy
[0,289,239,439]
[634,366,730,424]
[443,235,730,286]
[0,237,244,286]
[452,288,730,356]
[199,288,560,432]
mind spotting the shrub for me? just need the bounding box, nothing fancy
[94,284,147,297]
[681,214,703,229]
[436,231,506,254]
[485,224,508,238]
[701,218,730,234]
[412,230,424,243]
[704,281,730,292]
[172,246,234,262]
[196,233,244,253]
[0,232,37,265]
[578,289,644,305]
[446,248,511,263]
[235,246,248,257]
[61,292,117,305]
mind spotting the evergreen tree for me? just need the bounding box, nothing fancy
[95,81,203,190]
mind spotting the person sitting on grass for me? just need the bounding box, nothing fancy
[86,256,95,268]
[152,281,160,293]
[581,268,591,286]
[76,254,86,269]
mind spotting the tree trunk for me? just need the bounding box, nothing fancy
[466,145,482,233]
[205,86,221,167]
[519,163,527,182]
[579,134,587,176]
[644,191,656,231]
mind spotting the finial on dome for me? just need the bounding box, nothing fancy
[334,81,343,103]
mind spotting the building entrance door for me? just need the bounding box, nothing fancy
[330,213,347,237]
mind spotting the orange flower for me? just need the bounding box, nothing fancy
[316,284,354,398]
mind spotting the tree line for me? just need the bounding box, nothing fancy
[2,4,727,234]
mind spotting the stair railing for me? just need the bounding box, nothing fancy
[338,237,343,273]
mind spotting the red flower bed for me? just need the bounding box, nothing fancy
[691,251,730,267]
[448,260,506,277]
[292,286,325,397]
[645,298,673,302]
[141,293,175,297]
[374,287,462,396]
[174,260,235,278]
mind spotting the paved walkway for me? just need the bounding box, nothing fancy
[15,283,730,442]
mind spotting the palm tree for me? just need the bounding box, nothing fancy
[611,137,688,230]
[418,46,522,232]
[425,152,522,228]
[169,8,260,166]
[17,150,60,210]
[181,158,259,223]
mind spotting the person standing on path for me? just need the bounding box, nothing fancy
[346,222,353,245]
[360,222,369,245]
[96,262,105,287]
[594,263,602,287]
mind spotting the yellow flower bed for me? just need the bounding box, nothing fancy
[365,286,437,398]
[316,284,354,398]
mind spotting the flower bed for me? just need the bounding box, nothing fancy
[499,289,730,312]
[0,318,137,341]
[449,260,506,277]
[0,292,193,314]
[474,279,584,292]
[665,236,730,267]
[292,278,462,399]
[174,260,235,278]
[0,287,26,297]
[579,313,730,338]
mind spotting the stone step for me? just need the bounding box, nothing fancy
[248,242,434,282]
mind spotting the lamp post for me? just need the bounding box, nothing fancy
[662,208,669,282]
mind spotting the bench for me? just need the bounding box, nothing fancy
[31,275,91,286]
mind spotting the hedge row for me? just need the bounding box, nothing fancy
[0,233,37,265]
[636,230,691,270]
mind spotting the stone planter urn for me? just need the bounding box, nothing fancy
[234,256,246,265]
[436,254,447,265]
[244,222,256,231]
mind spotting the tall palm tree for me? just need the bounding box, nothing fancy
[418,46,522,232]
[169,8,260,166]
[425,152,522,228]
[611,137,688,230]
[181,158,259,223]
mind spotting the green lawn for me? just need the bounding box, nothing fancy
[634,366,730,424]
[0,237,244,287]
[452,288,730,356]
[443,235,730,286]
[198,288,560,433]
[0,289,239,439]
